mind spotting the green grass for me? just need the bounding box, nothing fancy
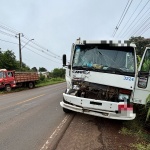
[119,116,150,149]
[131,143,150,150]
[36,78,65,87]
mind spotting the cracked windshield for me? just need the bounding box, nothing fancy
[73,45,135,74]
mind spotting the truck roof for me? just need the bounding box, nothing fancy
[75,39,136,47]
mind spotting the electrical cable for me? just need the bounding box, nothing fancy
[122,0,150,38]
[25,47,61,64]
[130,14,150,36]
[0,21,20,34]
[0,21,61,63]
[112,0,133,37]
[0,30,16,37]
[20,39,61,60]
[0,38,18,45]
[139,23,150,36]
[0,25,18,34]
[124,8,150,38]
[118,0,143,38]
[23,36,60,58]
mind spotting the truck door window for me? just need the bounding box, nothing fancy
[7,72,13,77]
[138,49,150,88]
[141,49,150,72]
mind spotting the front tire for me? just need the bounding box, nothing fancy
[63,107,72,113]
[5,85,12,92]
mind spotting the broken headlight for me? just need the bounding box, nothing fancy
[118,94,129,102]
[72,85,80,90]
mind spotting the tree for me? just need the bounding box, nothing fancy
[31,67,38,72]
[21,62,31,71]
[0,49,32,71]
[129,36,150,56]
[0,50,19,70]
[52,68,65,78]
[39,67,47,72]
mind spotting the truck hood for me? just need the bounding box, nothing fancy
[72,70,135,90]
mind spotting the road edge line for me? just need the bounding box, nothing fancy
[40,113,75,150]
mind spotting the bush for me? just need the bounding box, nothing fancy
[39,74,46,81]
[50,77,63,82]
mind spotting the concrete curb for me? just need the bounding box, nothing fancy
[40,113,75,150]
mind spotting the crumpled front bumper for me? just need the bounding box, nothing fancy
[60,93,136,120]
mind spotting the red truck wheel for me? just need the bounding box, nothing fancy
[5,85,12,92]
[28,82,34,89]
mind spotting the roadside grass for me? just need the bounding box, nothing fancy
[36,78,65,87]
[119,112,150,150]
[0,78,65,94]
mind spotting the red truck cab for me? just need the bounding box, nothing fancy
[0,69,16,92]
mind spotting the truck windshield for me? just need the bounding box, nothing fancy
[72,44,135,75]
[0,72,3,78]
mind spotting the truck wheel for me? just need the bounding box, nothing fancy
[28,82,34,89]
[63,108,72,113]
[5,85,12,92]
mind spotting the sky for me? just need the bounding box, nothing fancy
[0,0,150,71]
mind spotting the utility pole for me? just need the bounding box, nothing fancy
[18,33,22,70]
[16,33,34,71]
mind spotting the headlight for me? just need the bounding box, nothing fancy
[73,85,80,90]
[118,94,129,101]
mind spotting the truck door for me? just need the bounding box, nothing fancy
[5,71,14,84]
[134,47,150,104]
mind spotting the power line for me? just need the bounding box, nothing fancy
[25,47,61,64]
[0,24,18,34]
[122,0,150,38]
[21,39,61,60]
[128,9,150,36]
[0,38,18,45]
[140,24,150,35]
[0,30,16,38]
[0,21,20,34]
[130,13,150,36]
[23,36,60,58]
[0,21,61,63]
[118,0,143,38]
[112,0,133,37]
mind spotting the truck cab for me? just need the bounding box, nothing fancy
[60,39,150,120]
[0,69,16,92]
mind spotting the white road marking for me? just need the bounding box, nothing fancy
[40,115,70,150]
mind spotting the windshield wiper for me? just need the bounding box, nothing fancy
[72,66,95,71]
[106,67,134,76]
[107,67,123,73]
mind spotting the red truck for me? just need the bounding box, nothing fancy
[0,69,39,92]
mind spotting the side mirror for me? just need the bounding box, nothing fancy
[62,54,66,66]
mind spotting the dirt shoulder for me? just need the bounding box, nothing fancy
[56,113,137,150]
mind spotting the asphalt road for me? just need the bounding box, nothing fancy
[0,83,69,150]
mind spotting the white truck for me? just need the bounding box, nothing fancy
[60,38,150,120]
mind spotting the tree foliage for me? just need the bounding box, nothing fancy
[0,49,30,71]
[0,50,19,70]
[51,68,65,78]
[129,36,150,56]
[39,67,47,72]
[31,67,38,72]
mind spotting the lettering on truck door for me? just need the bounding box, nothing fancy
[134,48,150,104]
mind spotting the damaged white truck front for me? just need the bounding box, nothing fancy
[60,39,150,120]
